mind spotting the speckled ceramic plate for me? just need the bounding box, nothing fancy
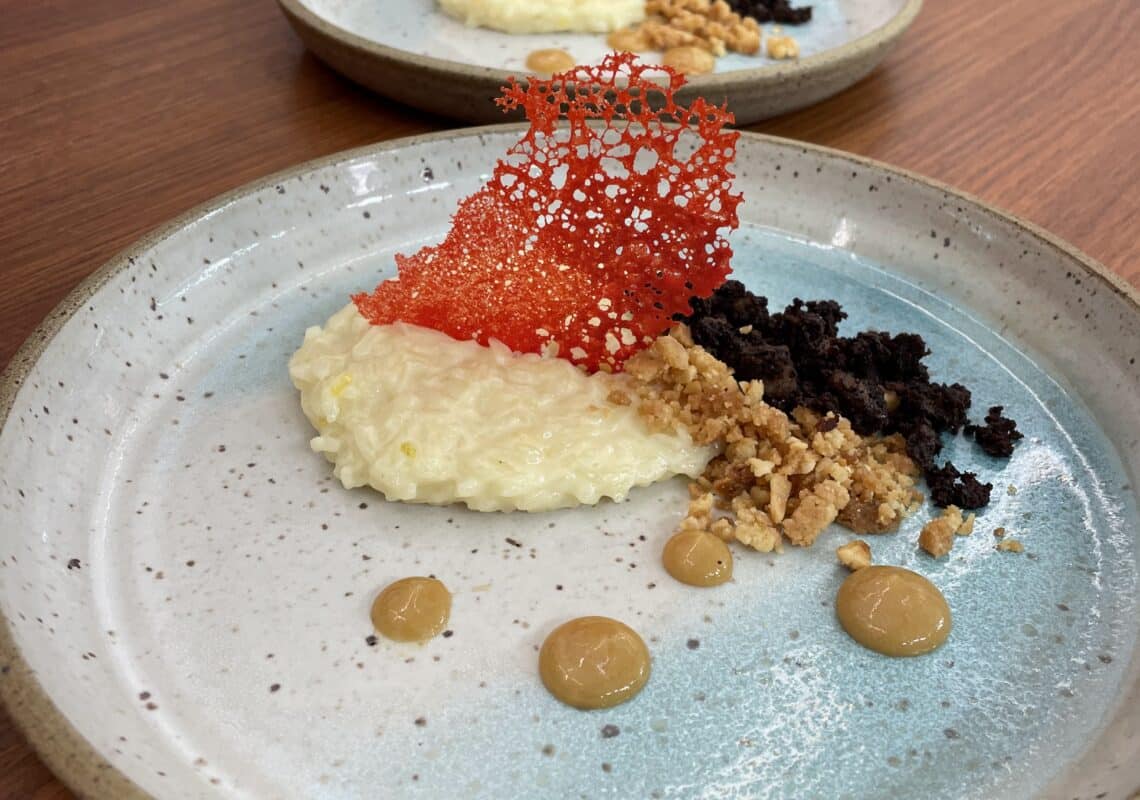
[277,0,922,124]
[2,127,1138,800]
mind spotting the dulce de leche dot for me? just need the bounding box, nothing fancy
[539,616,651,710]
[836,566,951,657]
[662,530,733,587]
[525,48,576,75]
[370,577,451,643]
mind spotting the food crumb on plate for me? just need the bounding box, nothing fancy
[765,27,800,59]
[919,505,964,558]
[836,539,872,571]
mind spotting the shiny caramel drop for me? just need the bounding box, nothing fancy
[525,48,576,75]
[539,616,651,709]
[662,530,733,587]
[836,566,951,657]
[370,577,451,643]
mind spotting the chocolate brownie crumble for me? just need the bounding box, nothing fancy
[680,281,1020,508]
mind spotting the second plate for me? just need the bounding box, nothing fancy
[278,0,923,124]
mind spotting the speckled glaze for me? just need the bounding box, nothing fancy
[277,0,922,125]
[1,128,1137,800]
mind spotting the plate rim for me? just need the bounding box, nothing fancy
[276,0,925,124]
[0,124,1135,800]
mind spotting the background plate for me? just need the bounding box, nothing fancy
[1,127,1137,800]
[277,0,922,124]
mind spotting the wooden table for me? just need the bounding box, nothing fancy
[1,0,1137,796]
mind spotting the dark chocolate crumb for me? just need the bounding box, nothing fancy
[682,281,1015,510]
[601,723,620,738]
[541,744,556,756]
[505,537,523,548]
[442,630,454,638]
[601,762,613,773]
[925,463,993,509]
[269,683,281,693]
[724,0,811,24]
[365,635,378,647]
[414,717,427,727]
[67,558,81,570]
[686,638,700,650]
[965,405,1023,458]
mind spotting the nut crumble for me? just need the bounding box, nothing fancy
[836,539,872,571]
[608,0,761,63]
[765,28,800,59]
[626,326,922,552]
[918,505,963,559]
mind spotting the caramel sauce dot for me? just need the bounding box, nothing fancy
[539,616,650,709]
[370,577,451,643]
[836,566,951,657]
[525,49,576,75]
[662,530,733,587]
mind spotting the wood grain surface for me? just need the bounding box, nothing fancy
[1,0,1137,797]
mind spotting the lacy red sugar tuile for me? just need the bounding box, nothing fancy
[353,53,741,371]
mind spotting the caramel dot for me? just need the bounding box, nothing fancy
[836,566,951,657]
[370,577,451,643]
[662,530,733,587]
[539,617,650,709]
[525,48,576,75]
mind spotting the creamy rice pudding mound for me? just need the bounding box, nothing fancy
[289,304,712,512]
[437,0,644,34]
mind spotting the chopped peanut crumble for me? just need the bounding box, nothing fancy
[609,0,761,67]
[765,27,800,59]
[919,505,963,558]
[837,539,872,571]
[627,326,922,552]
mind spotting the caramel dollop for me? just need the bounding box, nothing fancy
[538,616,651,709]
[836,566,951,657]
[525,48,576,75]
[662,530,733,587]
[370,577,451,643]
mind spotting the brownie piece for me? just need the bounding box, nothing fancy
[966,405,1023,458]
[725,0,813,24]
[925,463,993,509]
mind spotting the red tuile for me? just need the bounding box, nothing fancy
[353,53,741,371]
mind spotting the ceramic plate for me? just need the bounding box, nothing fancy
[1,127,1138,800]
[278,0,922,124]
